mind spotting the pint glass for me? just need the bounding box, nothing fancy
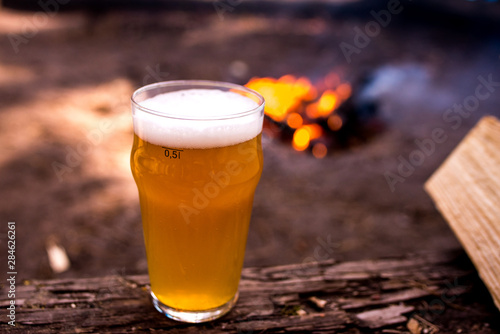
[130,81,264,323]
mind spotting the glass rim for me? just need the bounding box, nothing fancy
[131,80,265,121]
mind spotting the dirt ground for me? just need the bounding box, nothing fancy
[0,5,499,286]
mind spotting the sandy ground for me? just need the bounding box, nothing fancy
[0,7,499,285]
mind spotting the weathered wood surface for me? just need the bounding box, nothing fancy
[426,116,500,311]
[1,251,499,333]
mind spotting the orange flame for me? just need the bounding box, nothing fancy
[305,89,340,119]
[246,75,316,122]
[292,124,322,151]
[246,74,351,155]
[317,90,338,116]
[287,112,303,129]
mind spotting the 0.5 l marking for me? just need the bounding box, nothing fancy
[163,147,183,160]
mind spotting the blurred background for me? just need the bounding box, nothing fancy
[0,0,499,280]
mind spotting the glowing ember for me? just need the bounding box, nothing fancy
[292,127,310,151]
[317,90,338,116]
[246,74,353,156]
[287,113,303,129]
[312,143,328,159]
[336,83,352,99]
[327,114,343,131]
[246,75,316,122]
[292,123,322,151]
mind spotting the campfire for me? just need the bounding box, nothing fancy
[245,73,382,158]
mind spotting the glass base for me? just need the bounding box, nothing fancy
[150,291,238,323]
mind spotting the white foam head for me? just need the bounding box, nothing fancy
[133,89,263,149]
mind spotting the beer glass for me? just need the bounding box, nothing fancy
[130,80,264,323]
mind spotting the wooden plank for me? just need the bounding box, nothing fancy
[425,116,500,311]
[356,305,415,329]
[0,251,487,333]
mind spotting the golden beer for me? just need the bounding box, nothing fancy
[130,81,264,322]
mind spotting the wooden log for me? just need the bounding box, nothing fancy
[425,116,500,311]
[0,251,491,333]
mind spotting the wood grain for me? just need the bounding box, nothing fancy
[0,251,478,333]
[426,116,500,311]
